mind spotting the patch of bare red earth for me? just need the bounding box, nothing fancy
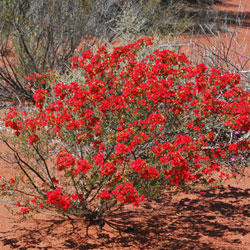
[1,1,250,249]
[178,0,250,90]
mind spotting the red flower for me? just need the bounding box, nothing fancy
[93,152,105,166]
[115,143,131,155]
[47,188,72,210]
[73,158,92,174]
[19,207,29,215]
[98,189,113,200]
[28,134,39,146]
[100,162,116,176]
[31,196,37,203]
[9,178,15,184]
[131,159,146,173]
[56,149,75,171]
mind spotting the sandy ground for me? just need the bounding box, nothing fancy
[0,0,249,249]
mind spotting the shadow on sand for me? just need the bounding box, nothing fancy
[0,186,249,250]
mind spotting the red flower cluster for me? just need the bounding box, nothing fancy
[47,188,72,210]
[25,70,58,90]
[112,182,145,207]
[56,149,75,171]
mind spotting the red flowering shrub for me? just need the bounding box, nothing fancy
[0,38,249,225]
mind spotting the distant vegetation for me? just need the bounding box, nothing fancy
[0,0,246,102]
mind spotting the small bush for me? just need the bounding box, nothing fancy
[0,38,249,228]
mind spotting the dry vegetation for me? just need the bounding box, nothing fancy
[0,0,248,103]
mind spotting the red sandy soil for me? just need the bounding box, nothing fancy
[172,0,250,88]
[216,0,250,13]
[0,1,250,249]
